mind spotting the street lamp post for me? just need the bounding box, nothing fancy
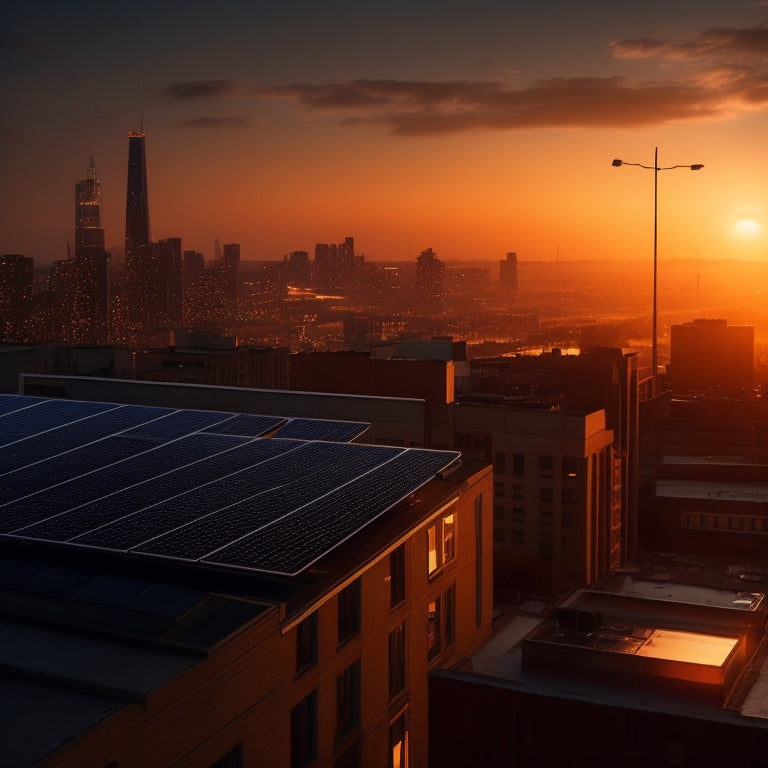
[612,148,703,396]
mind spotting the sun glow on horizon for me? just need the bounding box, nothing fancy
[733,217,763,239]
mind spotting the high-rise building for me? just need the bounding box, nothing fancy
[0,254,33,341]
[70,157,110,343]
[75,156,105,253]
[500,251,518,293]
[124,131,151,262]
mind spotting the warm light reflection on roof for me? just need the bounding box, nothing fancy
[636,629,737,666]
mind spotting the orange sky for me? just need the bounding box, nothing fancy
[2,2,767,265]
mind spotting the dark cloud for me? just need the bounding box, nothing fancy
[254,76,726,135]
[161,80,241,99]
[251,22,768,136]
[174,116,251,129]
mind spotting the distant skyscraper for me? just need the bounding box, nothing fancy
[500,251,518,293]
[124,131,151,262]
[71,157,110,344]
[0,254,33,341]
[75,157,105,253]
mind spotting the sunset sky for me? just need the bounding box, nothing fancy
[2,1,767,266]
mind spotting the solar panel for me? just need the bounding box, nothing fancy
[0,395,44,415]
[1,433,247,534]
[271,418,370,442]
[0,405,167,475]
[132,442,399,561]
[204,448,459,575]
[0,399,113,446]
[0,395,461,578]
[202,413,286,437]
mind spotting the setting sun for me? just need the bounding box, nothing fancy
[733,217,763,239]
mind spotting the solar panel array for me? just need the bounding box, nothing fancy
[0,395,459,577]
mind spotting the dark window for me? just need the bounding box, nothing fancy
[296,613,317,674]
[538,454,553,475]
[493,527,506,542]
[494,451,506,469]
[539,487,553,504]
[209,744,243,768]
[291,691,317,768]
[562,456,579,479]
[427,596,442,660]
[443,584,456,645]
[334,739,361,768]
[338,579,361,644]
[427,582,456,660]
[390,544,406,608]
[513,452,525,476]
[389,622,406,699]
[493,504,505,520]
[512,529,526,544]
[336,659,361,736]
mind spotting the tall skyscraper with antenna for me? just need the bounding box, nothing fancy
[124,130,151,263]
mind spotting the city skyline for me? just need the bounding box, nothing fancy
[2,2,768,266]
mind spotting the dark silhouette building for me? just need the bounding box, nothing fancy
[124,131,151,261]
[0,254,33,341]
[668,318,754,394]
[500,251,518,294]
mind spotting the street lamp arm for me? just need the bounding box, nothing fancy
[611,159,704,171]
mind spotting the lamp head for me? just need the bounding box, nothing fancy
[611,159,623,167]
[690,164,704,171]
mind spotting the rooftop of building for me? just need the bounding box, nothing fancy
[465,554,768,727]
[0,394,489,766]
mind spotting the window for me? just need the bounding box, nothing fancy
[390,544,406,608]
[291,691,317,768]
[296,613,318,674]
[538,454,553,475]
[539,487,553,504]
[512,529,526,544]
[428,582,456,660]
[512,452,525,476]
[336,660,361,736]
[338,579,361,644]
[493,527,506,543]
[494,451,506,470]
[493,481,505,498]
[443,583,456,645]
[493,504,505,520]
[427,596,441,660]
[427,511,456,577]
[512,484,525,500]
[562,456,579,479]
[209,744,243,768]
[389,708,410,768]
[388,623,406,699]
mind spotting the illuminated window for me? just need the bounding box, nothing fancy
[389,708,410,768]
[562,456,579,479]
[427,511,456,577]
[296,612,317,674]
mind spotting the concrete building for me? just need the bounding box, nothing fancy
[0,394,493,768]
[430,562,768,766]
[668,319,754,394]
